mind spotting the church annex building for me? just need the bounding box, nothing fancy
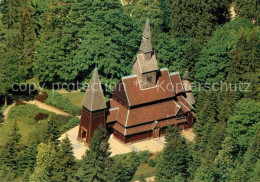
[78,18,196,144]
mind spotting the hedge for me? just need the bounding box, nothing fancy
[44,90,81,116]
[8,104,51,125]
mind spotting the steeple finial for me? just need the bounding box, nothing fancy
[146,16,150,25]
[140,17,152,54]
[183,69,190,80]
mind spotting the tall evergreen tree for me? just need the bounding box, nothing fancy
[190,91,227,178]
[17,1,37,77]
[34,0,78,83]
[231,131,260,182]
[195,18,254,83]
[52,135,76,182]
[123,0,163,40]
[155,34,201,78]
[0,122,21,174]
[213,137,237,182]
[235,0,259,25]
[169,0,230,42]
[30,143,57,181]
[227,98,260,153]
[155,126,190,181]
[74,0,140,82]
[76,125,111,182]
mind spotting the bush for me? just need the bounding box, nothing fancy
[148,159,156,167]
[15,100,26,106]
[35,112,49,122]
[49,114,73,128]
[8,104,51,125]
[34,92,48,102]
[45,90,81,116]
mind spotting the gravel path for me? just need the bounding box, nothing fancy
[25,100,70,116]
[3,103,16,119]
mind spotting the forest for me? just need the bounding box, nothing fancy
[0,0,259,181]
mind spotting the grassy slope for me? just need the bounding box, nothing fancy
[61,92,85,107]
[62,92,110,107]
[131,163,155,181]
[0,118,36,146]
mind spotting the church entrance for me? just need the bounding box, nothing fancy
[153,128,160,138]
[79,128,87,143]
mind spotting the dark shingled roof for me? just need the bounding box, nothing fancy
[140,38,153,53]
[136,53,158,73]
[139,17,153,53]
[142,17,151,38]
[183,70,190,80]
[81,68,106,111]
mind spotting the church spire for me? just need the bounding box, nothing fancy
[81,68,106,111]
[183,69,190,80]
[139,17,153,55]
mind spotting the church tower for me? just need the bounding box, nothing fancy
[183,70,196,105]
[78,68,107,144]
[133,18,159,89]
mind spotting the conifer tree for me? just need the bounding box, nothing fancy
[169,0,230,41]
[74,0,140,81]
[227,98,260,153]
[213,137,237,181]
[30,143,56,181]
[123,0,163,39]
[17,1,37,77]
[235,0,259,25]
[190,91,225,176]
[231,130,260,182]
[155,126,190,181]
[155,34,201,76]
[34,0,78,82]
[0,122,21,172]
[52,135,76,182]
[227,33,250,83]
[193,165,215,182]
[42,120,60,145]
[77,125,111,182]
[195,18,253,84]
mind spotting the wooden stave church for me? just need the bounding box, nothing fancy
[78,18,196,144]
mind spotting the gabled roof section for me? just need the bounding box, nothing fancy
[109,98,180,128]
[170,72,185,94]
[122,69,175,106]
[81,68,106,111]
[177,95,194,110]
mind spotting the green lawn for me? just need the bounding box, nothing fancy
[131,163,155,181]
[61,92,110,107]
[61,92,85,107]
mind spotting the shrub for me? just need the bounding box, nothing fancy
[15,100,26,106]
[35,112,49,121]
[49,114,73,128]
[8,104,51,125]
[34,92,48,102]
[45,90,81,116]
[148,159,156,167]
